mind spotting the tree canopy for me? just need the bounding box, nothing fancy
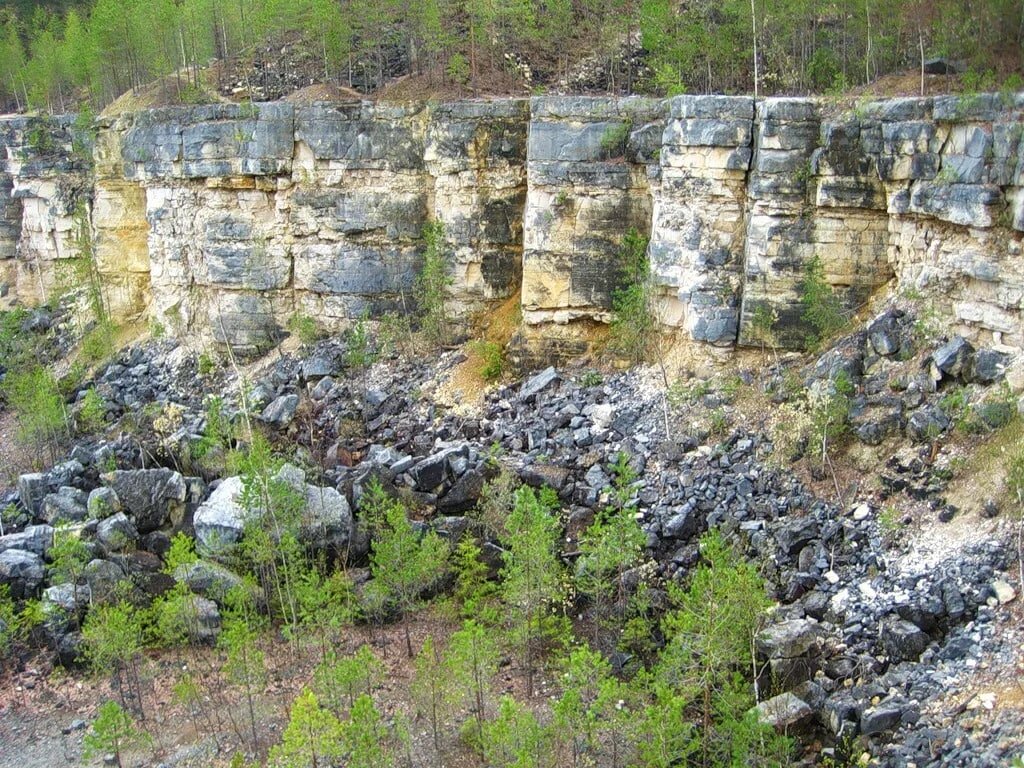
[1,0,1021,113]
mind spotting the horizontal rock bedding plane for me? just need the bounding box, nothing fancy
[0,92,1022,357]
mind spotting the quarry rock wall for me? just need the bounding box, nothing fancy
[0,92,1021,354]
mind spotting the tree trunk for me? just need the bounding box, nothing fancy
[750,0,759,98]
[918,28,925,96]
[865,0,872,84]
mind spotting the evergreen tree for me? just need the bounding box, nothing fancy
[551,645,613,766]
[500,485,565,697]
[82,700,151,768]
[81,599,150,718]
[575,453,646,649]
[220,611,267,753]
[312,644,383,715]
[368,486,449,657]
[481,695,548,768]
[445,619,499,751]
[654,529,788,767]
[410,634,449,753]
[270,688,345,768]
[344,694,393,768]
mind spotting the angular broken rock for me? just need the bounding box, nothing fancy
[259,394,300,427]
[103,469,187,533]
[880,617,930,662]
[96,513,139,553]
[0,525,54,557]
[519,366,559,400]
[930,336,974,381]
[756,618,823,659]
[0,549,45,598]
[192,477,248,556]
[173,560,246,604]
[755,692,813,729]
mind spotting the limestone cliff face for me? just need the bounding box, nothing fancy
[0,93,1022,354]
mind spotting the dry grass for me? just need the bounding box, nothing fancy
[434,293,522,413]
[101,68,227,117]
[944,418,1024,513]
[282,83,364,104]
[375,69,531,102]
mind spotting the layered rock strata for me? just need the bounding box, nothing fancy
[0,93,1021,353]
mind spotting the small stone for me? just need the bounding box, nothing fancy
[990,580,1016,605]
[519,367,559,400]
[259,394,300,427]
[755,692,813,729]
[980,499,1000,518]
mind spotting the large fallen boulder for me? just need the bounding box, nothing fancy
[192,477,247,557]
[0,549,45,598]
[173,560,246,604]
[102,469,187,532]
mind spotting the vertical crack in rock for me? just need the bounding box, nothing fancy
[1,91,1023,354]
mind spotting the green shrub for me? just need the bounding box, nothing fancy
[344,313,376,370]
[748,302,779,355]
[0,308,32,367]
[83,700,151,768]
[667,378,711,408]
[609,228,655,363]
[599,120,631,159]
[1007,448,1024,506]
[415,221,453,347]
[378,312,414,357]
[81,320,116,364]
[287,312,322,345]
[799,255,846,348]
[197,352,215,377]
[808,370,854,464]
[474,340,504,382]
[76,387,107,434]
[3,365,68,463]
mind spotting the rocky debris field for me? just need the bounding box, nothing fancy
[1,303,1023,766]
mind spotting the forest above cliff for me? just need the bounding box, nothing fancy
[1,0,1023,113]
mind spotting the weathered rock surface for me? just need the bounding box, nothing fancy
[192,476,247,556]
[0,548,45,598]
[103,468,187,532]
[6,93,1022,353]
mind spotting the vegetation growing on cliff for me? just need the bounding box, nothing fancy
[609,228,655,365]
[1,0,1022,112]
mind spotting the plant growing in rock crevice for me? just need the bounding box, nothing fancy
[416,221,454,348]
[609,228,655,365]
[599,120,632,160]
[799,255,846,349]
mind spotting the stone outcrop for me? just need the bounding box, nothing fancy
[1,92,1022,353]
[521,96,661,325]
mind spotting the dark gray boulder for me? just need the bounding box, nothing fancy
[0,525,53,557]
[931,336,974,381]
[880,617,930,662]
[40,487,89,525]
[103,469,187,533]
[259,394,300,427]
[173,560,245,604]
[0,549,45,598]
[96,513,139,553]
